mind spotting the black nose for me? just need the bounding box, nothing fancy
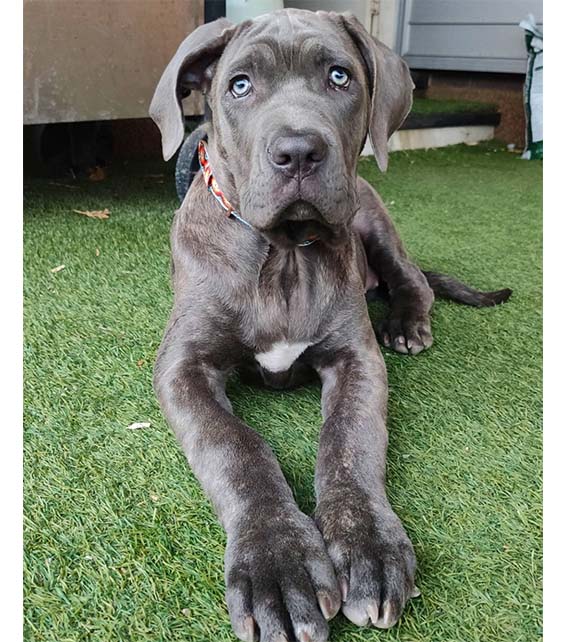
[268,133,327,178]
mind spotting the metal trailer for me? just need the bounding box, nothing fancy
[24,0,204,125]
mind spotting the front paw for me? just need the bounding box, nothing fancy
[379,316,433,355]
[225,508,341,642]
[316,499,418,630]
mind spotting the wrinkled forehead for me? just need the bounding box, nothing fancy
[220,10,362,75]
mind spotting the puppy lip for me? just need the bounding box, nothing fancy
[273,199,326,226]
[262,219,321,246]
[260,217,351,249]
[269,219,322,243]
[249,199,324,231]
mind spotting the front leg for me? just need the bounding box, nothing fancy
[355,177,434,354]
[311,324,418,629]
[155,337,340,642]
[379,278,434,355]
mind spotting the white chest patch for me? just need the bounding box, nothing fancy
[255,341,311,373]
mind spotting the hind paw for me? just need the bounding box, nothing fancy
[379,317,433,355]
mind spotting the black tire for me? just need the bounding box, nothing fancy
[175,125,207,203]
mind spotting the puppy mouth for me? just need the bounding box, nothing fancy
[259,201,347,248]
[266,219,321,246]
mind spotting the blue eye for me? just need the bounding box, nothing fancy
[230,75,252,97]
[329,66,350,88]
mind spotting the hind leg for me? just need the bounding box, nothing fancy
[355,177,434,355]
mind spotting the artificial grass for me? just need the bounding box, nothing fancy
[23,143,542,642]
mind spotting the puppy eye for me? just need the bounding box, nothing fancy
[230,75,252,98]
[328,66,350,89]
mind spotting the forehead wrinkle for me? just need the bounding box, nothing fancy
[238,36,344,75]
[245,12,337,70]
[230,13,361,75]
[298,38,354,69]
[228,41,278,74]
[235,36,295,72]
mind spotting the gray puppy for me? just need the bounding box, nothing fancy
[149,10,511,642]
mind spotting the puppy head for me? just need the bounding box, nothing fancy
[150,10,413,246]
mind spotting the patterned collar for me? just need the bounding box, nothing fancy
[197,140,318,247]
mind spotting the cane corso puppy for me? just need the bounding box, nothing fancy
[149,10,511,642]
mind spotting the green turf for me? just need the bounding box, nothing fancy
[23,143,542,642]
[410,97,497,115]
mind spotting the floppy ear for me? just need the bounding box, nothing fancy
[340,13,414,172]
[149,18,237,161]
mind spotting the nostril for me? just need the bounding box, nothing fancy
[274,152,292,167]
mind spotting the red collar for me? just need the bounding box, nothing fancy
[198,140,239,218]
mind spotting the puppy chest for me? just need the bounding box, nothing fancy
[255,341,311,373]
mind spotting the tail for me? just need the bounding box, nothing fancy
[423,271,512,307]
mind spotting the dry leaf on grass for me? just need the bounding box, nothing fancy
[136,359,145,367]
[126,421,151,430]
[88,166,106,182]
[73,208,110,219]
[50,265,65,273]
[95,248,100,256]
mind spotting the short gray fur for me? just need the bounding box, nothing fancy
[149,9,511,642]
